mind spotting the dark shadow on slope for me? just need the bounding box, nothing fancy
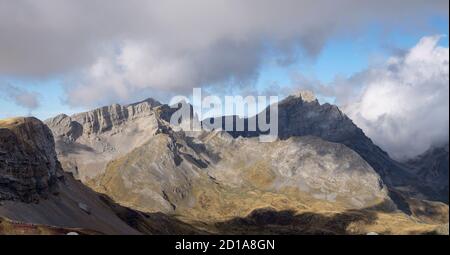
[98,194,207,235]
[214,206,379,235]
[56,140,95,155]
[184,136,222,164]
[388,189,412,215]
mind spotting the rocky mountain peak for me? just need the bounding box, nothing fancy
[46,97,163,137]
[293,90,317,103]
[279,90,318,106]
[125,97,161,108]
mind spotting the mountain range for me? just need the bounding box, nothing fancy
[0,91,448,235]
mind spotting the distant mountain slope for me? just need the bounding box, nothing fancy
[405,144,449,203]
[94,130,390,218]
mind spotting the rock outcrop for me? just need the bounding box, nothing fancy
[0,117,60,202]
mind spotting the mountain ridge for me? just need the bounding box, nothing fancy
[1,94,448,234]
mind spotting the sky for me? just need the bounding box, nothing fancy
[0,0,449,159]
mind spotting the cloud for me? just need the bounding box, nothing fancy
[301,35,449,160]
[0,0,448,107]
[0,83,41,112]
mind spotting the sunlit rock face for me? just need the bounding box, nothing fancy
[45,98,164,181]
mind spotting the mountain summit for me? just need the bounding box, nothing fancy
[291,90,317,103]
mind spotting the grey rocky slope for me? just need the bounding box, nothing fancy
[405,143,449,203]
[95,128,390,216]
[199,133,389,209]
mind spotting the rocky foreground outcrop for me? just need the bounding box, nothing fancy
[0,117,60,202]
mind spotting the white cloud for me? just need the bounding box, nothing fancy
[309,36,449,160]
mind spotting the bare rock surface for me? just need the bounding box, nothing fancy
[0,117,60,202]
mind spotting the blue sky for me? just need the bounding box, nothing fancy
[0,14,448,121]
[256,15,449,94]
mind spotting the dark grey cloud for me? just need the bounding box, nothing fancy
[0,0,448,107]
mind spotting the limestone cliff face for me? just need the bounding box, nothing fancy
[47,98,161,139]
[69,98,161,136]
[45,98,164,180]
[0,117,60,202]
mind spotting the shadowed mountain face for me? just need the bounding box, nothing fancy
[405,144,449,203]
